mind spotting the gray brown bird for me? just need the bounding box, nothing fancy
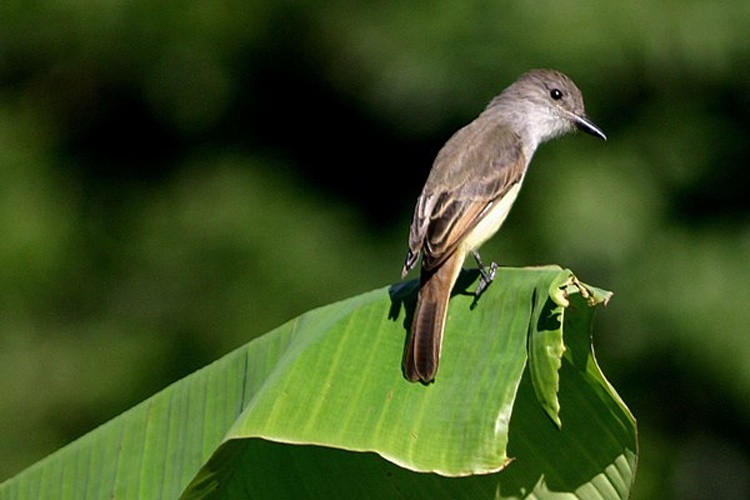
[401,69,606,383]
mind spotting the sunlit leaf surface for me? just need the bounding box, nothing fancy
[0,267,636,500]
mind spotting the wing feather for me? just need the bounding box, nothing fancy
[404,118,527,273]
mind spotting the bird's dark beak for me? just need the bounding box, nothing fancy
[575,114,607,141]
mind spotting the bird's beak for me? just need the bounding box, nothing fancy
[574,114,607,141]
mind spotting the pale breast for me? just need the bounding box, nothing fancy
[457,177,525,254]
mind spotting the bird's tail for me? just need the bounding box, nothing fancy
[403,252,463,383]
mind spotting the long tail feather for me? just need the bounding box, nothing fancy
[403,253,463,383]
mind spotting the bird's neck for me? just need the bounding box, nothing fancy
[482,98,562,162]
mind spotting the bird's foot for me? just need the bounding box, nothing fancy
[472,251,497,298]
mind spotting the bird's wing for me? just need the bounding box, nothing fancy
[405,120,527,273]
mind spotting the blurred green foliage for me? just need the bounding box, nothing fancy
[1,1,749,498]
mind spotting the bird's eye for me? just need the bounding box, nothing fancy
[550,88,563,100]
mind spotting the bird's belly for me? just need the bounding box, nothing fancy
[459,180,524,253]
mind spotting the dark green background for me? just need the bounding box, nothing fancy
[1,2,748,498]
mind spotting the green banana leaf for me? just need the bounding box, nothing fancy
[0,266,637,499]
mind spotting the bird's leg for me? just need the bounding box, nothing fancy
[472,250,497,298]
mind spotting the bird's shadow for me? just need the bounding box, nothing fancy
[387,268,485,330]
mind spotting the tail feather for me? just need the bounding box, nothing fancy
[403,253,462,383]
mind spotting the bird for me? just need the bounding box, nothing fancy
[401,69,606,383]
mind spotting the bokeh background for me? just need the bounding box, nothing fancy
[1,2,749,498]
